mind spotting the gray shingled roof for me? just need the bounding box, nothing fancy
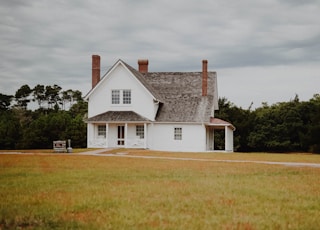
[122,61,164,102]
[87,60,218,123]
[87,111,150,122]
[142,72,217,123]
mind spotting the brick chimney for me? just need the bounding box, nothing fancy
[92,55,100,88]
[202,60,208,96]
[138,59,149,73]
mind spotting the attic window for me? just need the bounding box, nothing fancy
[174,127,182,140]
[112,90,120,104]
[111,89,131,105]
[123,90,131,104]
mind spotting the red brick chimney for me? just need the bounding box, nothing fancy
[92,55,100,88]
[138,59,149,73]
[202,60,208,96]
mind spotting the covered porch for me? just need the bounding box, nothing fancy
[206,117,236,152]
[86,111,150,149]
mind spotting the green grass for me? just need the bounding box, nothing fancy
[0,153,320,229]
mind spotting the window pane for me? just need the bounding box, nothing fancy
[112,90,120,104]
[174,127,182,140]
[136,125,144,139]
[123,90,131,104]
[98,125,106,137]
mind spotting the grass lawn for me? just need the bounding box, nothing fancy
[0,152,320,229]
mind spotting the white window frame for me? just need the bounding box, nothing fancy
[111,90,120,104]
[136,125,144,139]
[174,127,182,140]
[111,89,131,105]
[98,125,106,138]
[123,90,131,104]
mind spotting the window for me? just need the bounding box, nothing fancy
[112,90,120,104]
[174,127,182,140]
[123,90,131,104]
[136,125,144,139]
[111,89,131,105]
[98,125,106,138]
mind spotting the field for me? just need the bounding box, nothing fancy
[1,151,320,229]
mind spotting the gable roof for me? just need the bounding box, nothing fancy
[142,72,218,123]
[84,59,163,102]
[122,61,164,102]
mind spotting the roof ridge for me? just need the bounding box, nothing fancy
[121,61,164,102]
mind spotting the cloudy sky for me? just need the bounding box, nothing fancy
[1,0,319,108]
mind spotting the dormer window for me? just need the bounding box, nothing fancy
[112,89,131,105]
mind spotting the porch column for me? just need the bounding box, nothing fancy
[144,123,147,149]
[125,123,128,148]
[87,123,94,148]
[226,127,234,152]
[225,126,228,152]
[105,123,109,148]
[224,126,234,152]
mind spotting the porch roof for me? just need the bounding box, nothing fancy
[87,111,151,123]
[207,118,236,131]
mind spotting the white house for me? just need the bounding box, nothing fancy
[84,55,235,152]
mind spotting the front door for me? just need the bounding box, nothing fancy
[117,125,125,146]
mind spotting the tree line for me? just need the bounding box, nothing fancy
[0,84,87,149]
[215,94,320,153]
[0,84,319,153]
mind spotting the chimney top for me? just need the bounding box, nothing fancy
[138,59,149,73]
[92,55,101,88]
[202,60,208,96]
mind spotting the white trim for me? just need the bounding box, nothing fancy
[144,123,147,149]
[121,61,159,101]
[106,123,109,148]
[124,123,128,148]
[85,60,158,102]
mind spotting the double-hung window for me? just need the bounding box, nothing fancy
[174,127,182,140]
[111,89,131,105]
[136,125,144,139]
[123,90,131,104]
[111,90,120,104]
[98,125,106,138]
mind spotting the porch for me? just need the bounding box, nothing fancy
[206,118,235,152]
[87,122,148,149]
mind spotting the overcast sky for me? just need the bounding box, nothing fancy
[1,0,319,108]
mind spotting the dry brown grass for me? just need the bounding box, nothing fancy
[1,153,320,229]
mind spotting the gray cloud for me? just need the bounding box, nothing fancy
[0,0,319,107]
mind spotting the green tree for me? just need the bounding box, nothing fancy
[215,97,256,151]
[0,110,21,149]
[20,111,72,149]
[300,94,320,153]
[0,93,13,111]
[45,84,62,110]
[32,84,46,109]
[248,97,304,152]
[15,84,32,109]
[66,114,87,148]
